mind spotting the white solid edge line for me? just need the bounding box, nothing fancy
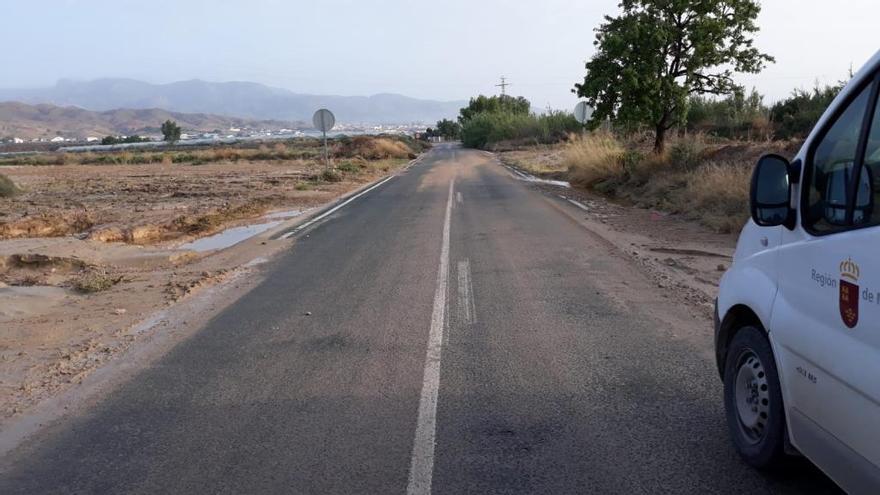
[279,174,396,239]
[406,177,454,495]
[567,198,590,212]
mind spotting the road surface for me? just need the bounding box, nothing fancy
[0,144,840,493]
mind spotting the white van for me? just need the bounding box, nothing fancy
[716,50,880,493]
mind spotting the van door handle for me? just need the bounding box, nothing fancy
[760,237,769,247]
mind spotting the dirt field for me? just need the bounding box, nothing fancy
[0,144,415,421]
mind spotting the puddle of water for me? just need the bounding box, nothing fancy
[263,209,304,220]
[179,220,284,252]
[178,208,306,253]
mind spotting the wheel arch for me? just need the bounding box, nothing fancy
[716,304,767,379]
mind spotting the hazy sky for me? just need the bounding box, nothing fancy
[2,0,876,109]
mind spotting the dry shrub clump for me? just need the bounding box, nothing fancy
[563,132,626,187]
[556,132,762,233]
[71,270,122,293]
[685,162,752,232]
[370,138,412,159]
[0,173,20,197]
[339,136,414,160]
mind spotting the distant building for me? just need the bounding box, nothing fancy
[50,136,66,143]
[12,137,24,144]
[86,136,99,142]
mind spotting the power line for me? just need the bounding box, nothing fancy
[495,76,511,96]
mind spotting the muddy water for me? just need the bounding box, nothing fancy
[0,285,69,322]
[178,209,306,252]
[178,221,284,252]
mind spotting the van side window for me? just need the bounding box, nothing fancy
[804,85,871,233]
[858,94,880,226]
[804,85,873,233]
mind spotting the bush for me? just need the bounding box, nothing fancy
[336,160,362,173]
[668,134,708,171]
[563,132,626,187]
[685,162,751,232]
[321,169,343,182]
[71,271,120,293]
[770,83,844,139]
[686,88,770,140]
[333,136,415,160]
[460,111,580,149]
[0,173,19,197]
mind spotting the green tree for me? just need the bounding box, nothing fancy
[161,120,182,143]
[686,87,769,138]
[435,119,461,139]
[573,0,773,153]
[458,94,531,123]
[770,82,845,139]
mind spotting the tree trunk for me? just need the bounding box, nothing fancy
[653,125,667,154]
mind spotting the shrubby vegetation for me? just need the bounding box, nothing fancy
[161,120,182,143]
[456,95,581,149]
[458,95,530,121]
[683,82,844,141]
[544,130,798,232]
[0,135,423,167]
[0,173,19,197]
[769,82,845,139]
[101,135,151,145]
[427,119,461,140]
[686,88,771,140]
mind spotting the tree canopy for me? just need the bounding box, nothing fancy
[769,82,845,139]
[458,94,531,123]
[435,119,461,139]
[161,120,182,143]
[573,0,773,152]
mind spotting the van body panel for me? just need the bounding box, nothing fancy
[718,48,880,491]
[771,226,880,474]
[789,409,880,495]
[718,221,783,329]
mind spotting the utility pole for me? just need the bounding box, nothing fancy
[495,76,510,96]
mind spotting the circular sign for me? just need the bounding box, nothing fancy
[573,102,594,124]
[312,108,336,133]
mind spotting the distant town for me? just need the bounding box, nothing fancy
[1,122,430,147]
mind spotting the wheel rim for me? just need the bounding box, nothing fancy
[733,349,771,445]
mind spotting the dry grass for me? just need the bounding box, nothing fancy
[71,270,122,293]
[564,132,626,187]
[0,173,19,197]
[505,132,784,233]
[371,138,412,159]
[337,136,414,160]
[684,162,751,232]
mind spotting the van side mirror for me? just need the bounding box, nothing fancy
[750,154,794,228]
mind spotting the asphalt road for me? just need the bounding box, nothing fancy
[0,144,841,493]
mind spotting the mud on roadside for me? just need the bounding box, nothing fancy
[0,155,413,423]
[497,147,739,316]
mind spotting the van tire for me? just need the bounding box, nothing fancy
[723,325,786,468]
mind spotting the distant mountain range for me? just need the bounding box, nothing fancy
[0,79,466,124]
[0,102,302,140]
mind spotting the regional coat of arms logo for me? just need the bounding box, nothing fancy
[839,258,860,329]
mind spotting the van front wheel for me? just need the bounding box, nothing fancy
[723,326,786,468]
